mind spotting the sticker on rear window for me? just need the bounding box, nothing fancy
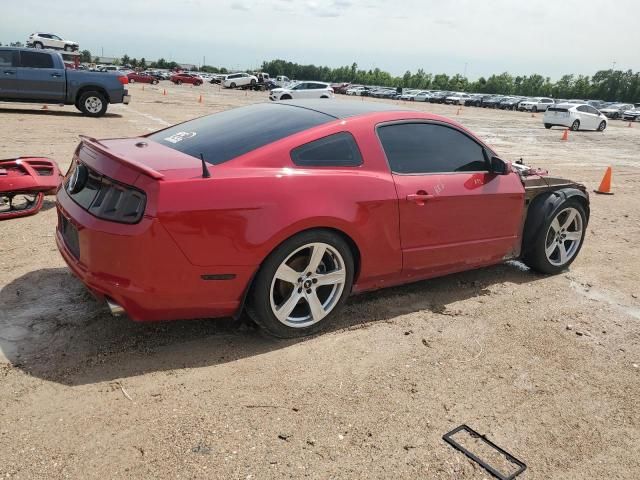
[164,131,197,144]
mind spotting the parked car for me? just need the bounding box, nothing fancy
[445,92,471,105]
[55,100,590,338]
[399,89,420,100]
[0,47,129,117]
[170,73,202,86]
[223,72,258,88]
[465,94,492,107]
[519,97,555,112]
[127,72,159,84]
[482,96,505,108]
[622,108,640,122]
[499,96,525,110]
[413,91,432,102]
[587,100,606,110]
[543,103,608,131]
[270,82,334,101]
[346,86,367,96]
[26,33,79,51]
[599,103,635,119]
[428,91,450,103]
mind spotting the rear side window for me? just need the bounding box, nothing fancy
[0,50,17,67]
[148,103,333,165]
[378,123,487,174]
[20,51,54,68]
[291,132,362,167]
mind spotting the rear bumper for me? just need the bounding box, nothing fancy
[55,188,255,322]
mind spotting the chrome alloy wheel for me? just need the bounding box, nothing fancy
[85,96,103,114]
[269,242,346,328]
[545,207,583,266]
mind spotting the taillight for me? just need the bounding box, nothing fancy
[118,75,129,85]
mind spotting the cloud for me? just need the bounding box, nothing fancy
[230,1,250,11]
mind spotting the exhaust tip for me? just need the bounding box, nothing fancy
[106,298,125,317]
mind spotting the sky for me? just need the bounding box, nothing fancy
[2,0,639,79]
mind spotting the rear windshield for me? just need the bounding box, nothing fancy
[148,103,333,165]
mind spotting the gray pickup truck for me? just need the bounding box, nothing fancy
[0,47,130,117]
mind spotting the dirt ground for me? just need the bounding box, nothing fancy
[1,83,639,479]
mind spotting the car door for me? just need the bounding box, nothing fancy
[16,50,66,101]
[576,105,598,129]
[377,121,525,277]
[0,49,20,98]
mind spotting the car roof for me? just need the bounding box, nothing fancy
[278,99,410,119]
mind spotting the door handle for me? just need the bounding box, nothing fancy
[407,192,434,206]
[4,71,15,75]
[51,73,62,77]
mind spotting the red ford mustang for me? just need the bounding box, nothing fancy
[56,101,589,337]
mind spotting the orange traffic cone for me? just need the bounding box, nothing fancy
[561,129,569,141]
[198,94,202,103]
[594,167,614,195]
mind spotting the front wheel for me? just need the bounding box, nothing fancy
[598,121,606,131]
[248,230,354,338]
[77,91,108,117]
[570,120,580,131]
[230,82,236,88]
[34,42,43,49]
[279,94,292,100]
[129,78,135,83]
[176,80,182,85]
[544,123,552,129]
[522,197,587,274]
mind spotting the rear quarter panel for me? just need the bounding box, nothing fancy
[155,117,404,290]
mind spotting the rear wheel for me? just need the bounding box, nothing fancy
[598,121,606,131]
[77,91,108,117]
[230,82,236,88]
[129,78,135,83]
[570,120,580,131]
[522,198,587,274]
[34,42,43,49]
[280,94,292,100]
[176,80,182,85]
[248,230,354,338]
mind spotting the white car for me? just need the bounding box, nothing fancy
[543,104,608,131]
[27,33,79,51]
[223,73,258,88]
[270,82,334,101]
[399,89,421,100]
[600,103,635,120]
[519,97,555,112]
[414,91,432,102]
[345,86,367,96]
[445,92,471,105]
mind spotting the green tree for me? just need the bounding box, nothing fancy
[80,49,92,63]
[121,54,130,66]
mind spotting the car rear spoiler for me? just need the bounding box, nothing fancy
[79,135,165,180]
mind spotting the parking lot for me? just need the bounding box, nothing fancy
[1,82,640,479]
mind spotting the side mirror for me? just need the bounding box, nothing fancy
[490,156,511,175]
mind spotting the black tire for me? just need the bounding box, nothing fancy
[176,80,182,85]
[570,120,580,131]
[230,82,236,88]
[152,80,158,85]
[522,195,588,275]
[598,121,606,131]
[129,78,135,83]
[320,95,328,99]
[532,106,538,113]
[280,94,292,100]
[613,112,619,120]
[34,42,43,49]
[77,91,108,117]
[250,78,256,85]
[544,123,552,129]
[247,229,354,338]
